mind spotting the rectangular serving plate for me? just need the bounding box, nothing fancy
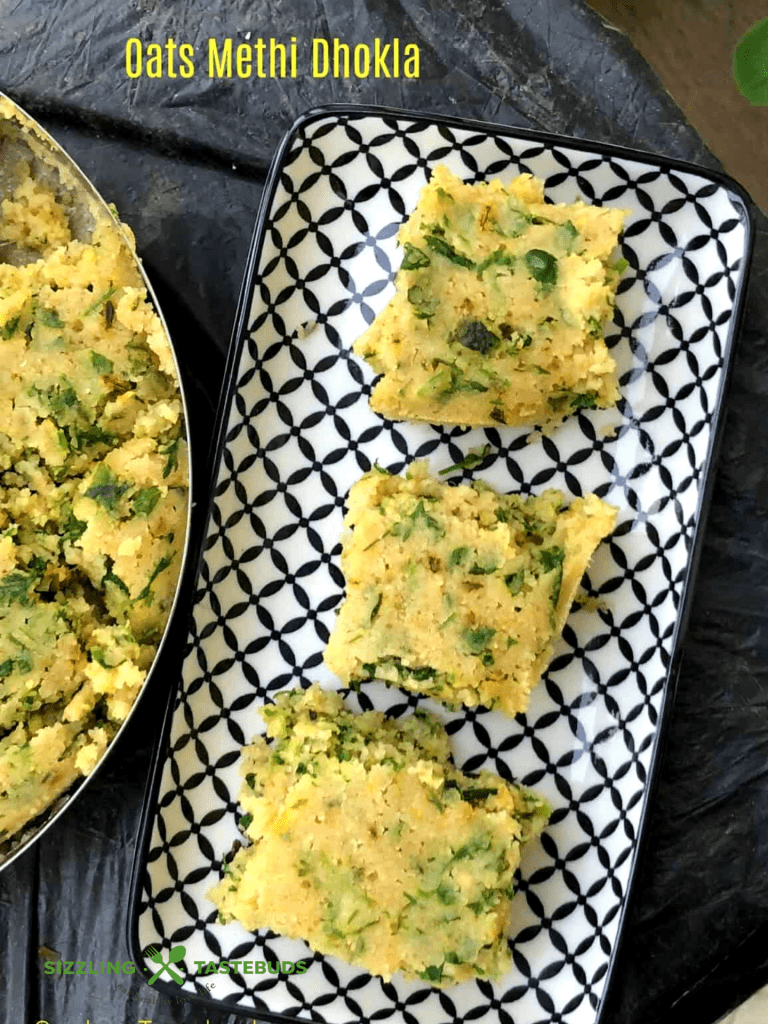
[129,104,752,1024]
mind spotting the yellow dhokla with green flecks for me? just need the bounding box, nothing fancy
[209,685,551,987]
[0,125,187,839]
[354,165,628,427]
[323,463,616,716]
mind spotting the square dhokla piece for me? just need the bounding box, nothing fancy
[209,684,551,987]
[323,464,616,716]
[354,164,628,427]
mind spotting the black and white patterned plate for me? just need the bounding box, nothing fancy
[130,106,752,1023]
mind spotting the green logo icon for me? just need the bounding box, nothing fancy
[734,17,768,105]
[145,944,186,986]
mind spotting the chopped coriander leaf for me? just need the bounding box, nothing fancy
[132,486,162,517]
[407,285,439,320]
[161,437,180,479]
[82,285,116,316]
[539,547,565,573]
[504,568,525,596]
[39,308,64,328]
[524,248,558,287]
[439,444,491,476]
[462,626,496,654]
[137,553,175,604]
[450,319,499,355]
[460,786,498,805]
[102,564,130,595]
[84,464,129,512]
[475,247,516,276]
[239,813,253,830]
[400,242,431,270]
[90,351,114,374]
[424,234,475,269]
[1,316,20,339]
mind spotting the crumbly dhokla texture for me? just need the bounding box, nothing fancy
[323,464,616,716]
[0,133,188,838]
[209,685,551,987]
[354,165,628,427]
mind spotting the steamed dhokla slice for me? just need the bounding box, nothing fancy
[324,463,616,716]
[354,165,628,427]
[209,685,551,987]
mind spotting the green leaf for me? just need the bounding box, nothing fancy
[439,444,491,476]
[82,285,116,317]
[103,565,130,595]
[462,626,496,654]
[424,234,475,269]
[524,248,558,287]
[450,319,499,355]
[418,964,444,984]
[400,242,431,270]
[90,351,114,374]
[39,308,64,328]
[475,247,515,276]
[137,553,174,603]
[85,464,129,512]
[0,563,44,606]
[539,547,565,573]
[734,18,768,105]
[556,220,580,251]
[132,486,162,517]
[460,786,498,805]
[1,316,20,340]
[407,285,439,320]
[504,568,525,597]
[161,437,180,479]
[448,546,469,568]
[239,813,253,830]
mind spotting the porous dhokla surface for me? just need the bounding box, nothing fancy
[324,464,616,716]
[0,130,187,839]
[354,165,628,427]
[209,685,551,987]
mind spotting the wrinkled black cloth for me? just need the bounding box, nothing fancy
[0,2,766,1023]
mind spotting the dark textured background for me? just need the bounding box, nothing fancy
[0,1,766,1022]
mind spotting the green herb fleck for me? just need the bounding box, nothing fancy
[400,242,431,270]
[137,553,174,604]
[132,486,162,517]
[504,568,525,596]
[450,319,499,355]
[462,626,496,655]
[407,285,439,320]
[39,308,64,328]
[85,464,129,512]
[90,351,114,374]
[439,444,491,476]
[239,813,253,830]
[424,234,475,269]
[524,248,558,288]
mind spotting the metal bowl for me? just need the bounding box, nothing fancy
[0,92,193,871]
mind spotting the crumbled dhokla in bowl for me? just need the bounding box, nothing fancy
[354,164,629,427]
[324,463,616,716]
[0,118,188,840]
[210,685,551,987]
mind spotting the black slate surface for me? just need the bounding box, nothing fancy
[0,1,766,1022]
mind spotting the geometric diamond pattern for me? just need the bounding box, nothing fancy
[132,107,751,1024]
